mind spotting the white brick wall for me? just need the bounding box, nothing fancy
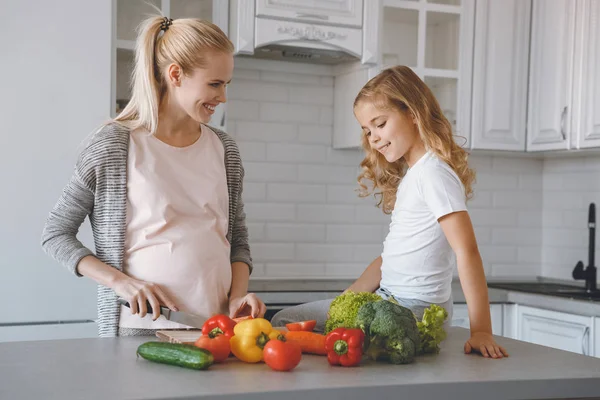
[226,59,545,280]
[541,156,599,280]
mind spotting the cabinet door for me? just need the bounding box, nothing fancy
[256,0,363,27]
[451,304,503,336]
[594,317,599,358]
[573,0,600,149]
[517,305,592,356]
[527,0,575,151]
[470,0,530,151]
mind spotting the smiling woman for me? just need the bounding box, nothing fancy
[41,15,266,338]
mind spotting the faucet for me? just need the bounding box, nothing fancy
[573,203,596,292]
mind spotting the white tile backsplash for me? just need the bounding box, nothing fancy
[542,155,599,280]
[228,61,549,280]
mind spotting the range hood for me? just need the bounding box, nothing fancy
[229,0,379,65]
[247,44,358,65]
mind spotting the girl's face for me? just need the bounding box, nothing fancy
[354,99,422,164]
[169,51,234,124]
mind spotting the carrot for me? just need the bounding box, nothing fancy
[283,331,327,355]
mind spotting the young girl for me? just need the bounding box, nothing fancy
[41,16,265,337]
[272,66,508,359]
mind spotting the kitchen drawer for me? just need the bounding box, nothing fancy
[516,305,593,356]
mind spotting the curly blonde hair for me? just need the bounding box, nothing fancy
[355,66,475,214]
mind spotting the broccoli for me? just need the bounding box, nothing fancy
[417,304,448,354]
[325,291,382,334]
[355,300,421,364]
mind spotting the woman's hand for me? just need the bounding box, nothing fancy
[113,276,179,321]
[229,293,267,319]
[464,332,509,358]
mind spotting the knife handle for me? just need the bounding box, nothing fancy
[117,298,156,314]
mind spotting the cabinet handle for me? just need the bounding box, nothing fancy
[560,106,567,140]
[295,12,329,20]
[582,326,590,356]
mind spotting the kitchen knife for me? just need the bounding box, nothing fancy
[117,298,207,329]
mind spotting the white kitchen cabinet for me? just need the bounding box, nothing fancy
[0,322,98,343]
[516,305,593,356]
[255,0,363,28]
[332,0,475,149]
[594,317,600,358]
[526,0,575,152]
[451,303,503,336]
[112,0,228,129]
[470,0,530,151]
[572,0,600,149]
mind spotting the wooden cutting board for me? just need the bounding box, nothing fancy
[156,326,289,345]
[155,330,202,345]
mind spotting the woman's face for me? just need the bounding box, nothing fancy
[170,51,234,124]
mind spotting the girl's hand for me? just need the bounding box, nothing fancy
[229,293,267,319]
[464,332,509,358]
[113,276,179,321]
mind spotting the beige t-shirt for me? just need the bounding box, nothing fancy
[118,124,231,329]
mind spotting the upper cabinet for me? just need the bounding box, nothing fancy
[527,0,575,152]
[470,0,531,151]
[528,0,600,152]
[333,0,476,149]
[112,0,228,129]
[572,0,600,149]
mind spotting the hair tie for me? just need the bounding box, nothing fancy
[160,17,173,31]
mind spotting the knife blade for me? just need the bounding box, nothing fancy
[117,298,208,329]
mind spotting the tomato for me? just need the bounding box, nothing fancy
[263,339,302,372]
[285,320,317,332]
[194,334,231,363]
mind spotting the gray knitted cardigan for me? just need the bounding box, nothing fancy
[41,123,252,337]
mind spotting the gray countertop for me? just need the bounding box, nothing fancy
[2,327,600,400]
[249,277,600,317]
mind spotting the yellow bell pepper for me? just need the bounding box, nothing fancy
[230,318,280,363]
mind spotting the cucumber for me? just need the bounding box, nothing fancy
[137,341,214,370]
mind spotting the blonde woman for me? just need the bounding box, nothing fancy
[41,16,265,337]
[272,66,508,359]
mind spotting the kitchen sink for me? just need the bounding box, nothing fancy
[488,282,600,301]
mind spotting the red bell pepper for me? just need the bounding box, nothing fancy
[325,327,365,367]
[201,315,237,339]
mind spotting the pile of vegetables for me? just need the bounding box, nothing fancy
[136,291,448,371]
[137,314,324,372]
[326,291,448,364]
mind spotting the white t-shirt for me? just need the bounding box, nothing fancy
[380,150,467,304]
[119,124,231,329]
